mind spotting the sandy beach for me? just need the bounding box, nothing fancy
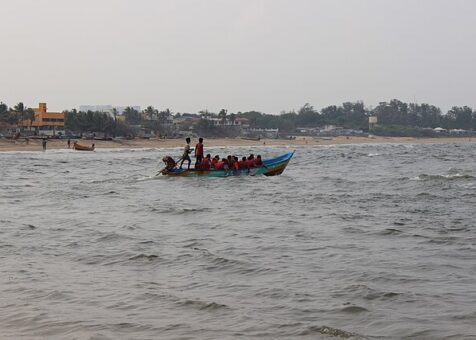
[0,136,475,152]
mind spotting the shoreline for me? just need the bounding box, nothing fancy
[0,136,475,152]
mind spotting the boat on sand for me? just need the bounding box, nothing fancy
[161,151,294,177]
[73,142,95,151]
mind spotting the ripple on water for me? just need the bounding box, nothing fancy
[1,143,476,339]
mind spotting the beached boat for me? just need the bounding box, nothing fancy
[161,151,294,177]
[73,143,95,151]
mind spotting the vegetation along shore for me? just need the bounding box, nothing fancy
[1,136,475,152]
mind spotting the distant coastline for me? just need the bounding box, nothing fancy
[1,136,475,152]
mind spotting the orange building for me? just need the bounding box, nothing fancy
[23,102,65,134]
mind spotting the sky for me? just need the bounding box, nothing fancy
[0,0,475,114]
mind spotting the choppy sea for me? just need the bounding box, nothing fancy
[1,143,475,339]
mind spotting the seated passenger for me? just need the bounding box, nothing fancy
[254,155,264,167]
[247,155,255,168]
[239,156,248,169]
[201,154,211,170]
[232,156,239,170]
[211,155,220,168]
[215,159,224,170]
[222,158,230,170]
[162,156,176,170]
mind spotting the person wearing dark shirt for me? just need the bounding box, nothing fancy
[255,155,264,167]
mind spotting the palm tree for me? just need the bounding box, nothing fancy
[112,108,118,122]
[144,106,157,121]
[229,113,236,126]
[218,109,228,125]
[0,102,8,123]
[14,102,26,127]
[124,106,141,124]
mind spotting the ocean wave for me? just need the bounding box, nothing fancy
[176,299,230,311]
[299,325,358,338]
[412,173,474,181]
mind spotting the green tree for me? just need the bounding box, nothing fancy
[123,106,141,125]
[218,109,227,125]
[144,106,157,120]
[0,102,9,122]
[14,102,26,125]
[444,106,473,129]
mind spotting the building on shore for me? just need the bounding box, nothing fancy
[21,103,65,136]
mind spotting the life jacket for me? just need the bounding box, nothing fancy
[247,159,255,168]
[255,159,263,167]
[201,158,211,170]
[211,158,219,168]
[239,160,248,169]
[215,161,224,170]
[233,161,239,170]
[195,143,203,157]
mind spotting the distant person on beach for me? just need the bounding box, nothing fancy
[67,139,71,148]
[195,137,204,168]
[179,137,192,169]
[42,139,47,151]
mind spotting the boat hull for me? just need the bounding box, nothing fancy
[73,144,95,151]
[162,151,294,177]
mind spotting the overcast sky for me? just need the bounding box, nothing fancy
[1,0,475,113]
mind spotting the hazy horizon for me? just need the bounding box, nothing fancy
[1,0,475,113]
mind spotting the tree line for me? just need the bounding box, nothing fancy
[0,102,35,125]
[236,100,476,132]
[1,100,475,137]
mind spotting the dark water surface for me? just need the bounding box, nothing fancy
[1,143,475,339]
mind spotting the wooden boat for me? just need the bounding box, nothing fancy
[241,136,261,141]
[161,151,294,177]
[73,142,95,151]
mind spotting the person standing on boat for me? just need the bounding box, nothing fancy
[194,137,204,168]
[179,137,192,169]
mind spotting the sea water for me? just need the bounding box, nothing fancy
[0,143,475,339]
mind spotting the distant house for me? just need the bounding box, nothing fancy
[244,128,279,139]
[203,116,249,127]
[21,103,65,136]
[0,122,17,136]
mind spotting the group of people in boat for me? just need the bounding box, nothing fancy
[162,137,265,171]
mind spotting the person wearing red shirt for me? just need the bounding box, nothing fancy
[194,137,204,168]
[247,154,255,168]
[211,155,220,168]
[232,156,239,171]
[201,154,211,170]
[239,156,248,169]
[215,159,224,170]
